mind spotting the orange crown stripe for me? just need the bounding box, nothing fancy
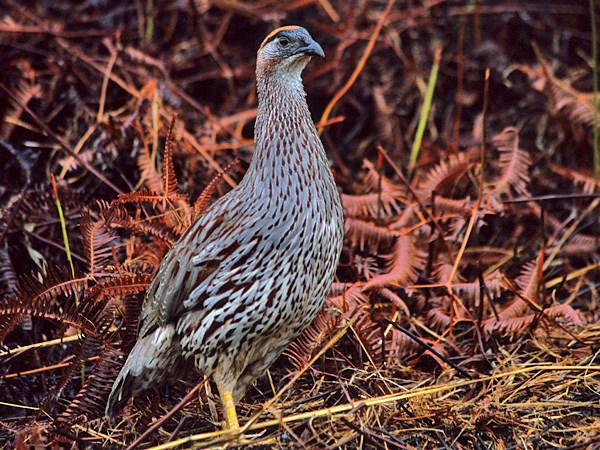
[259,26,302,51]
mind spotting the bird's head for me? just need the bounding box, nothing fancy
[256,26,324,80]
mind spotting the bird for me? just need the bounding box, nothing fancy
[105,26,344,431]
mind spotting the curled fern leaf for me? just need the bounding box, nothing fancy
[364,235,427,289]
[487,127,531,197]
[417,152,472,198]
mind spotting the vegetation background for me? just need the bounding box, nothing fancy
[0,0,598,448]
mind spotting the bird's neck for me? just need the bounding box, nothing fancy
[233,67,338,218]
[250,72,322,174]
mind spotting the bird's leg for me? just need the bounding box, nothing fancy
[219,388,240,431]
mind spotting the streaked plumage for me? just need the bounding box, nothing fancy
[106,26,344,429]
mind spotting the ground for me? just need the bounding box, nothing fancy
[0,1,599,449]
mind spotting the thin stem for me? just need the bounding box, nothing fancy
[590,0,599,183]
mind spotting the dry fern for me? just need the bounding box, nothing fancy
[487,127,531,198]
[364,235,427,289]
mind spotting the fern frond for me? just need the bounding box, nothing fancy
[162,115,180,199]
[0,75,39,140]
[104,203,180,246]
[136,135,162,194]
[548,162,600,194]
[417,152,471,198]
[350,310,382,366]
[0,315,23,344]
[364,235,426,289]
[341,192,404,220]
[115,188,188,209]
[80,208,118,277]
[450,270,505,303]
[387,327,424,360]
[372,287,410,316]
[17,265,88,309]
[515,258,542,301]
[559,232,600,256]
[55,343,124,425]
[492,297,529,322]
[544,303,582,326]
[427,303,452,330]
[193,158,240,219]
[361,159,404,194]
[430,196,472,215]
[488,127,531,197]
[87,273,153,302]
[489,260,544,324]
[120,294,144,353]
[285,306,341,371]
[482,304,581,335]
[534,47,599,139]
[433,261,463,285]
[328,284,369,311]
[345,218,398,251]
[0,266,106,335]
[123,240,170,273]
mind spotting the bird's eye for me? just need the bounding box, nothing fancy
[278,37,290,47]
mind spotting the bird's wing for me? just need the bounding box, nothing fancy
[137,195,255,337]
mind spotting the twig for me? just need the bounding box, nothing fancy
[383,318,472,379]
[503,193,600,203]
[318,0,395,135]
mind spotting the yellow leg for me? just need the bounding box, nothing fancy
[219,390,240,430]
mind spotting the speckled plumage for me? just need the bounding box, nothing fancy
[106,27,344,424]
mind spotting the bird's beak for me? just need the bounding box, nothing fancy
[295,39,325,58]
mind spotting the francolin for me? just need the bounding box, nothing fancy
[106,26,344,431]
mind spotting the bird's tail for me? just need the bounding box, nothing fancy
[105,324,186,417]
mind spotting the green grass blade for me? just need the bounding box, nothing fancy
[51,175,76,280]
[408,48,442,178]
